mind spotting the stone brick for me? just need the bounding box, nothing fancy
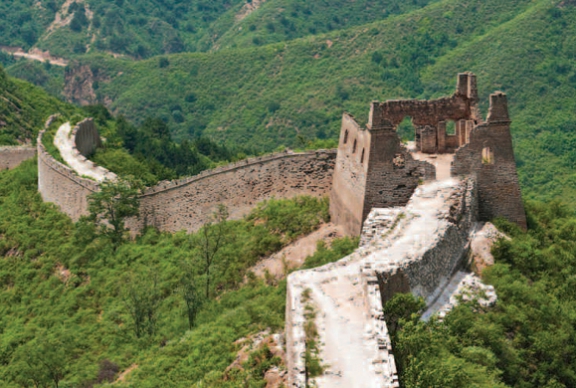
[0,146,36,170]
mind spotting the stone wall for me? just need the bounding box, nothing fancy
[0,146,36,170]
[129,150,336,233]
[287,178,478,387]
[73,118,102,157]
[39,123,336,231]
[330,113,435,236]
[368,72,480,129]
[54,120,116,182]
[452,93,527,229]
[367,178,478,305]
[363,129,435,225]
[329,114,370,235]
[37,130,99,221]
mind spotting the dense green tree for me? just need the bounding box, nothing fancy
[87,178,142,249]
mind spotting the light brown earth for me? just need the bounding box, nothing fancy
[236,0,267,21]
[114,364,138,383]
[225,330,287,387]
[250,223,345,280]
[0,46,68,66]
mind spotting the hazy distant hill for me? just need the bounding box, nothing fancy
[3,0,576,202]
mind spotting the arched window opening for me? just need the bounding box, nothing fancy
[397,116,416,142]
[343,130,349,144]
[482,147,494,165]
[360,148,365,164]
[446,120,456,135]
[353,139,357,154]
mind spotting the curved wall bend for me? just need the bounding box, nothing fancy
[38,127,336,231]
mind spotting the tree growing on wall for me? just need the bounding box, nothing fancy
[88,177,142,249]
[198,204,229,299]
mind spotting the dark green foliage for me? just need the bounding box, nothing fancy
[391,201,576,387]
[302,237,358,269]
[87,178,143,248]
[122,270,164,338]
[246,196,330,243]
[0,65,79,145]
[5,60,66,97]
[90,111,251,185]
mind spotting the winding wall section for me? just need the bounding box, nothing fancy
[38,126,336,230]
[37,130,99,221]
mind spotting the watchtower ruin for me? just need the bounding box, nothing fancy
[330,72,526,235]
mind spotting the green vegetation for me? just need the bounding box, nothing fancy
[200,0,435,51]
[387,201,576,387]
[0,66,78,145]
[4,59,65,98]
[36,103,252,186]
[86,177,143,249]
[0,0,433,58]
[0,160,351,386]
[62,0,576,203]
[301,288,324,383]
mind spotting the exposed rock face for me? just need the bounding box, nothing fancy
[64,64,97,106]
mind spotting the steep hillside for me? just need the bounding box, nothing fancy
[0,0,244,59]
[199,0,436,51]
[0,0,433,60]
[0,66,78,145]
[63,0,576,202]
[0,161,355,387]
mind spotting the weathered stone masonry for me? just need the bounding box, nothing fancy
[37,130,99,221]
[330,72,526,235]
[130,150,336,233]
[0,146,36,170]
[38,123,336,229]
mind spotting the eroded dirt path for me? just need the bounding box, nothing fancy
[0,46,68,66]
[250,223,344,280]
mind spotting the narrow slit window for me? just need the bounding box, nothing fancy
[360,148,365,164]
[353,139,357,153]
[343,130,349,144]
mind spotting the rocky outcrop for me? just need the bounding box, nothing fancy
[64,65,97,106]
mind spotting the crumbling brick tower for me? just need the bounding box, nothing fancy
[330,72,526,235]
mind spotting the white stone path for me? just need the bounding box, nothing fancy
[54,122,116,182]
[289,179,462,387]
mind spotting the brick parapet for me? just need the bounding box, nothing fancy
[141,149,335,197]
[37,129,99,220]
[0,146,36,170]
[132,150,336,233]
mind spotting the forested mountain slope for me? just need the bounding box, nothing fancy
[64,0,576,201]
[0,0,434,59]
[0,66,78,145]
